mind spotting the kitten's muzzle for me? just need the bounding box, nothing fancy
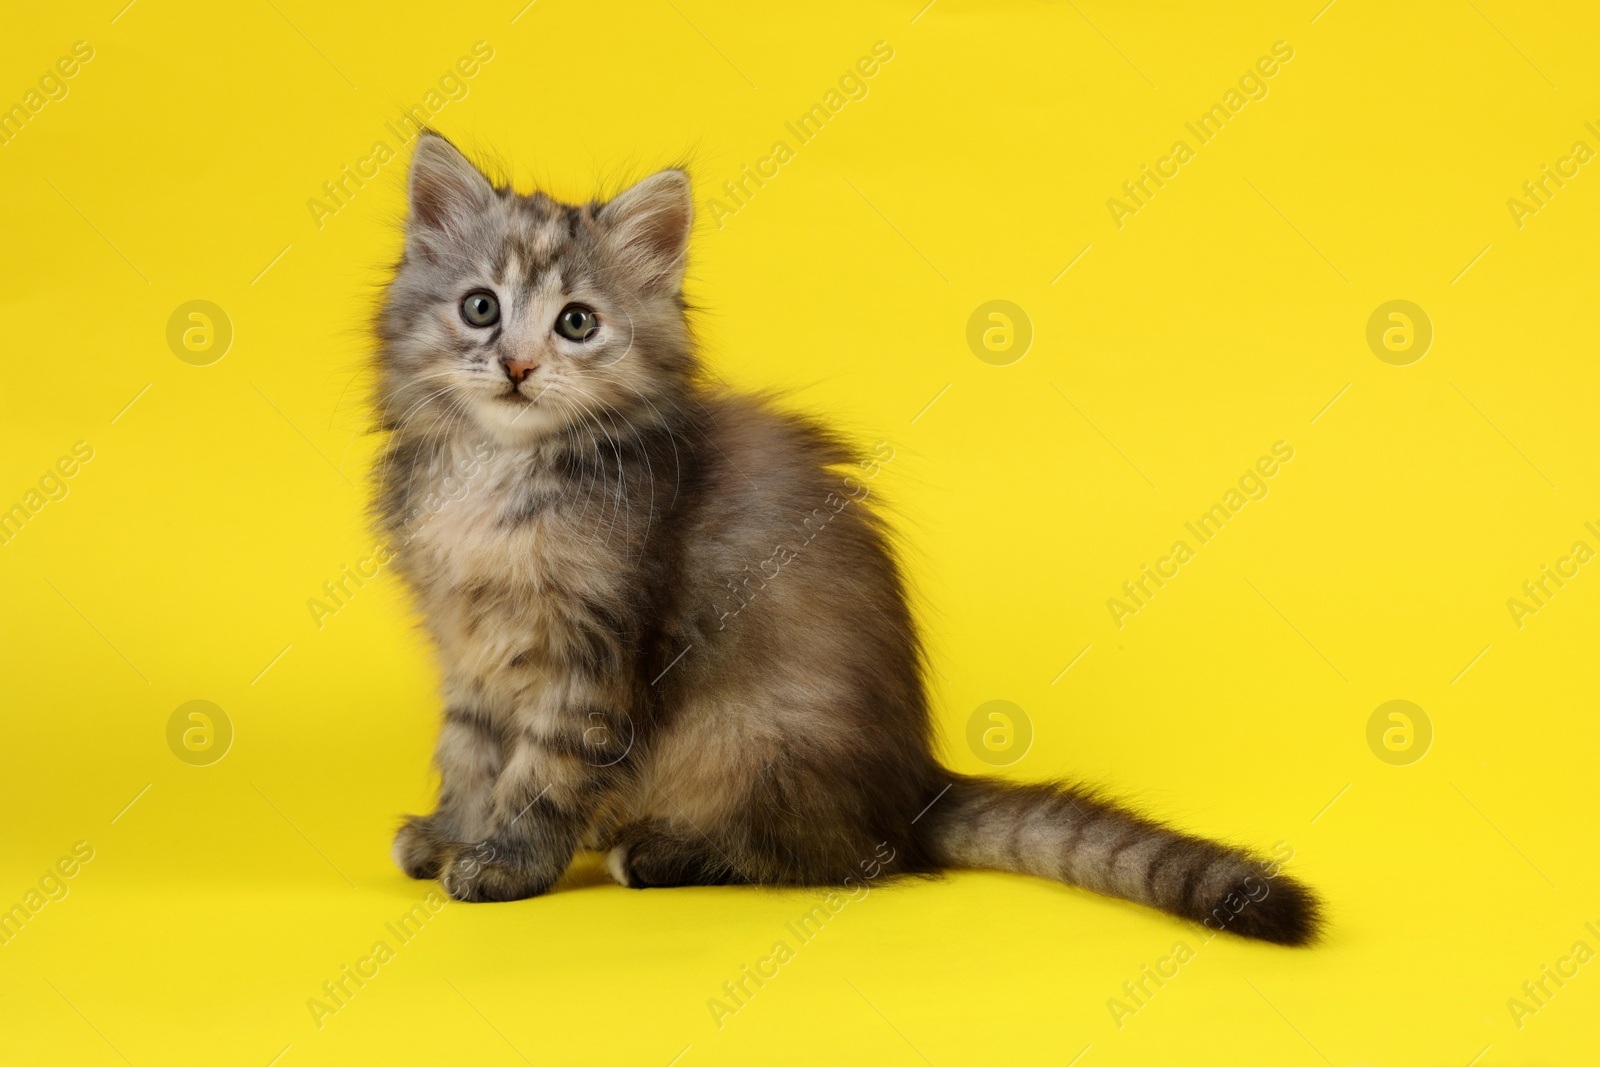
[501,357,539,385]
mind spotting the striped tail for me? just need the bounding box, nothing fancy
[918,775,1322,945]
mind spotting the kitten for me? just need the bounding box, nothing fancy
[375,132,1322,945]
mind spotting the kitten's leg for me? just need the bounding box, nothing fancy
[393,707,501,880]
[438,689,632,902]
[604,822,749,888]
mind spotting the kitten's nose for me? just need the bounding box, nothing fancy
[502,358,539,385]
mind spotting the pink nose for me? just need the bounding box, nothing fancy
[502,358,539,384]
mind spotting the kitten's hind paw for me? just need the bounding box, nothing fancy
[392,814,452,880]
[604,844,641,888]
[604,832,746,888]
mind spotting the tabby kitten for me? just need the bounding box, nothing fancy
[375,132,1321,945]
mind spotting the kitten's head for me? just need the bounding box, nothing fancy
[377,132,695,448]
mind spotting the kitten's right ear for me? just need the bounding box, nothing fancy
[406,132,494,248]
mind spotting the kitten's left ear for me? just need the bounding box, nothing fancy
[407,132,495,249]
[599,170,693,291]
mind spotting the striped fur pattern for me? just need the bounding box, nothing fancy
[374,132,1322,945]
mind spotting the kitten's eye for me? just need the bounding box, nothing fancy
[460,290,500,328]
[554,304,599,342]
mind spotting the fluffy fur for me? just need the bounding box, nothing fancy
[373,132,1322,946]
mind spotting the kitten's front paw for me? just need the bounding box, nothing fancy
[439,842,553,903]
[393,814,451,880]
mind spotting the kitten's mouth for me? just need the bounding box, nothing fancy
[496,389,531,404]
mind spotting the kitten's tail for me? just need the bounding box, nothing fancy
[915,775,1322,945]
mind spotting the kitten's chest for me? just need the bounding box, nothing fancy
[406,445,638,612]
[411,451,557,586]
[404,446,644,692]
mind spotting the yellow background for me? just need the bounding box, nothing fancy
[3,1,1598,1063]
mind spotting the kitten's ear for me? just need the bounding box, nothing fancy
[407,132,494,246]
[599,170,693,291]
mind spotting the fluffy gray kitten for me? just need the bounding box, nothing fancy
[375,132,1321,945]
